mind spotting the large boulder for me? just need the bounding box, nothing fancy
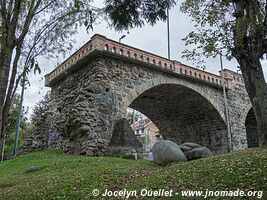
[180,142,213,160]
[105,119,143,157]
[180,142,202,151]
[152,140,187,166]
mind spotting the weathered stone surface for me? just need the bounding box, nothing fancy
[180,142,213,160]
[180,142,202,152]
[227,85,252,150]
[109,119,142,148]
[152,140,187,166]
[78,125,91,134]
[185,147,213,160]
[26,165,44,173]
[84,83,104,94]
[105,119,142,157]
[19,107,52,154]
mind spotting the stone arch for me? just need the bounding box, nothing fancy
[123,77,225,122]
[245,108,258,148]
[122,79,228,153]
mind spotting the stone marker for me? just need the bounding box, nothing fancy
[105,118,143,157]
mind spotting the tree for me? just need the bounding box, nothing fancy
[104,0,267,147]
[180,0,267,147]
[0,0,100,158]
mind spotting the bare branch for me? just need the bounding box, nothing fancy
[34,0,56,16]
[0,0,8,24]
[7,0,13,20]
[15,0,41,46]
[10,0,22,42]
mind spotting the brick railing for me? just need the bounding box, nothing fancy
[45,34,244,87]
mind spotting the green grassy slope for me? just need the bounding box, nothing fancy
[0,149,266,200]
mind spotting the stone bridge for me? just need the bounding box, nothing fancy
[45,34,257,156]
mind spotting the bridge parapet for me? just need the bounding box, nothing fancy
[220,69,244,87]
[45,34,244,87]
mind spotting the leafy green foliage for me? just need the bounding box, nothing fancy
[180,0,236,67]
[181,0,267,64]
[4,94,30,160]
[104,0,176,31]
[19,0,99,67]
[0,148,266,199]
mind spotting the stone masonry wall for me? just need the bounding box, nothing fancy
[227,84,251,151]
[50,58,115,156]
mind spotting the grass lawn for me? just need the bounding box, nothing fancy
[0,148,266,199]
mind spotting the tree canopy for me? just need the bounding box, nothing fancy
[180,0,267,65]
[104,0,176,31]
[181,0,267,146]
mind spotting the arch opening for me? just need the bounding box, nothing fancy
[128,84,228,153]
[245,108,258,148]
[126,109,162,152]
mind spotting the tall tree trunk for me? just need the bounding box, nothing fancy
[2,45,22,139]
[0,138,5,161]
[0,48,13,160]
[236,57,267,147]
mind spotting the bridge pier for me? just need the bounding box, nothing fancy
[49,59,118,156]
[227,85,252,151]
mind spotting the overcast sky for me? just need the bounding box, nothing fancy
[22,1,267,119]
